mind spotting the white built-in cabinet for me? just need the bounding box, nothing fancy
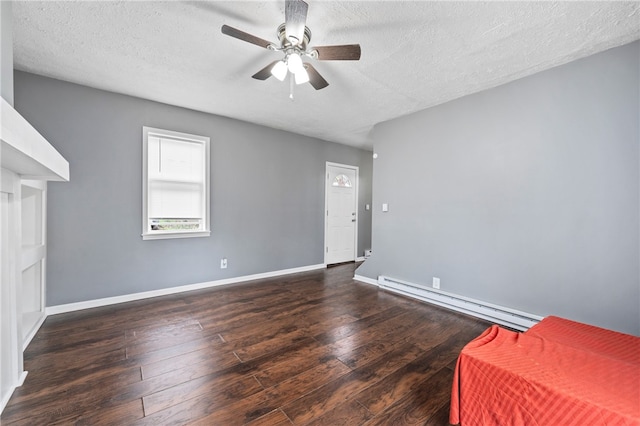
[1,98,69,412]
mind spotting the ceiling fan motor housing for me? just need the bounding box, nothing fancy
[277,23,311,50]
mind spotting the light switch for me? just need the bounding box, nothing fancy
[365,204,370,211]
[382,203,389,212]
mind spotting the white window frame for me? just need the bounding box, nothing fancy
[142,126,210,240]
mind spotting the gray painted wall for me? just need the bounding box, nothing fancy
[14,71,372,306]
[1,1,13,105]
[357,41,639,335]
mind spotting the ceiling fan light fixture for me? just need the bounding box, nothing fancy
[271,60,288,81]
[294,67,310,85]
[287,53,304,74]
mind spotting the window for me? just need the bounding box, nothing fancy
[142,127,210,240]
[332,174,353,188]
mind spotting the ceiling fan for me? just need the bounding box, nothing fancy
[221,0,361,93]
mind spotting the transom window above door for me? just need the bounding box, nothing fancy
[332,174,353,188]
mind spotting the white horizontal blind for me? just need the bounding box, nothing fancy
[143,128,210,239]
[148,136,204,219]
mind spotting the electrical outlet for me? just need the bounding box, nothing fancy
[432,277,440,289]
[220,258,228,269]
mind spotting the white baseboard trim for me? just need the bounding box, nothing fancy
[18,371,27,387]
[356,256,366,262]
[1,371,27,414]
[353,274,379,286]
[22,313,47,351]
[46,263,326,316]
[377,275,542,331]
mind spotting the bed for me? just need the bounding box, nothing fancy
[449,316,640,425]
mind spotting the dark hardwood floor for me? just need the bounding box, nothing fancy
[1,263,491,425]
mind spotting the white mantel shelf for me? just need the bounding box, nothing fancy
[1,97,69,181]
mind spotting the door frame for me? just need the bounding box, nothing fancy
[324,162,359,265]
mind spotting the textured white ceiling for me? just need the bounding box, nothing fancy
[12,1,640,150]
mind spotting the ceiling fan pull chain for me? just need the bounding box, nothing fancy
[289,73,295,100]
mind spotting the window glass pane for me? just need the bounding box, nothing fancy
[158,138,204,182]
[148,181,203,219]
[150,218,202,231]
[332,174,352,187]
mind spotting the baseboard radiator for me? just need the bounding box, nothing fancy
[377,275,542,331]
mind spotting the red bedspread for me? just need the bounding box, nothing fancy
[450,317,640,425]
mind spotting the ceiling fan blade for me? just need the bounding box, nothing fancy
[221,25,273,49]
[312,44,361,61]
[285,0,308,45]
[304,63,329,90]
[252,61,279,80]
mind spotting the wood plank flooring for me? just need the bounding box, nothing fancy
[1,263,491,425]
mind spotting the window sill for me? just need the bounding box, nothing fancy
[142,231,210,241]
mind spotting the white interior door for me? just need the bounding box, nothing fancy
[325,164,358,265]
